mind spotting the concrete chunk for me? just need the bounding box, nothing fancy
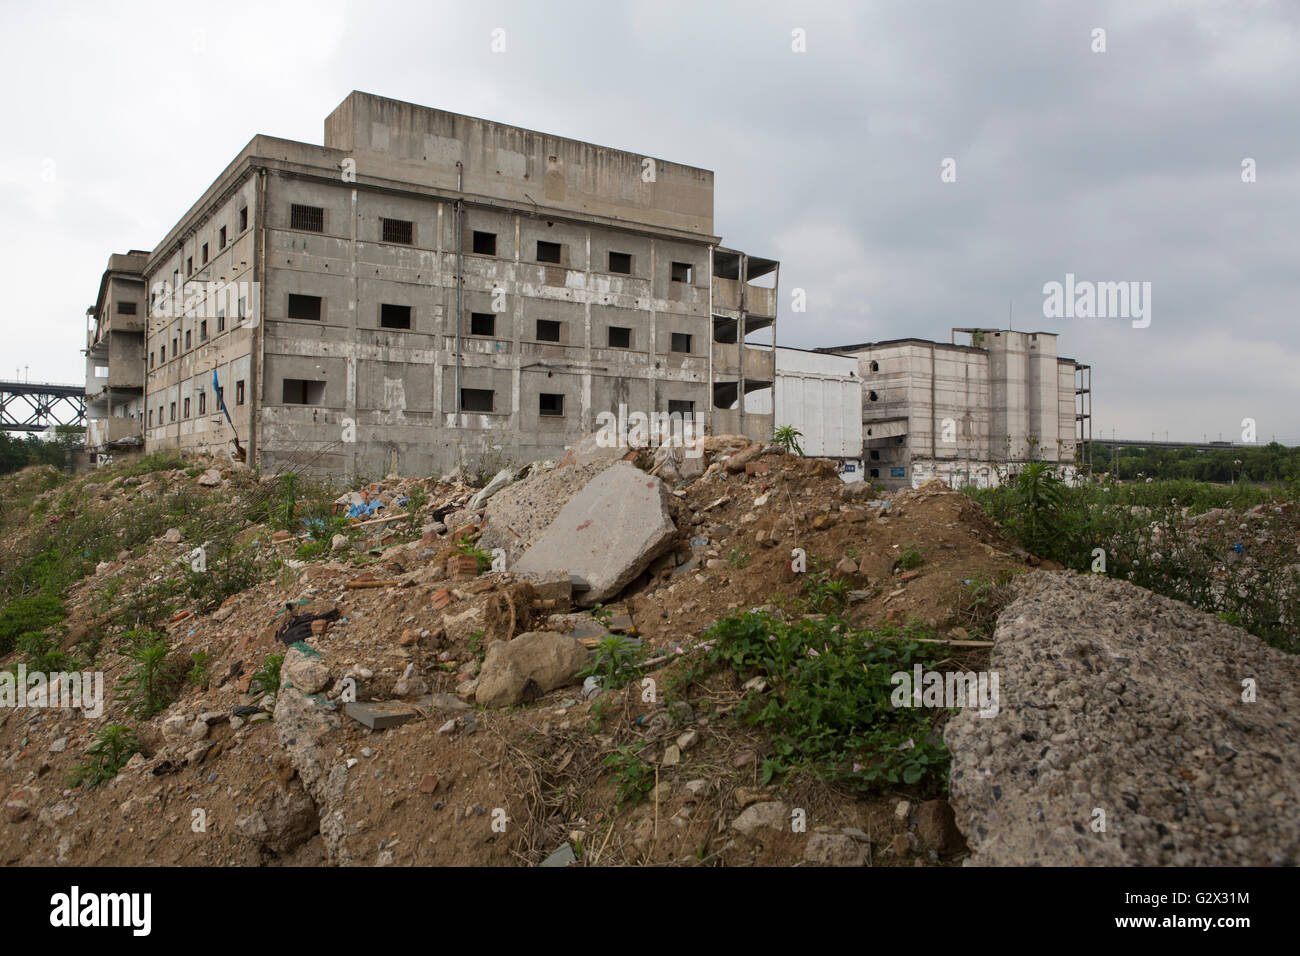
[513,462,675,605]
[344,700,420,730]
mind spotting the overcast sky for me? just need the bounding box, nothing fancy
[3,0,1296,443]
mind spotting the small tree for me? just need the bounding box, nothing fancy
[773,425,805,456]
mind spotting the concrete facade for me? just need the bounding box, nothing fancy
[822,329,1089,490]
[84,251,149,463]
[752,346,862,473]
[130,92,778,478]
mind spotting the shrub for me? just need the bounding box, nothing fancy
[115,631,175,719]
[0,594,64,655]
[251,653,283,696]
[580,634,643,691]
[70,724,147,787]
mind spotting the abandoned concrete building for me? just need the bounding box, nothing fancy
[84,251,149,464]
[124,91,778,477]
[819,328,1091,490]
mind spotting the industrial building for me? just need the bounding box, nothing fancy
[820,328,1091,489]
[751,346,863,476]
[116,92,778,477]
[84,251,149,464]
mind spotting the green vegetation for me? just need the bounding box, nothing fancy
[773,424,805,457]
[70,724,147,788]
[690,607,950,793]
[114,630,175,719]
[251,653,284,696]
[604,743,655,808]
[967,473,1299,652]
[580,634,643,691]
[0,428,82,476]
[1085,440,1300,484]
[894,544,925,572]
[455,538,494,573]
[726,547,752,570]
[0,593,64,656]
[186,650,210,689]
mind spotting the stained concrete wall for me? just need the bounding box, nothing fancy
[829,330,1082,489]
[130,94,775,477]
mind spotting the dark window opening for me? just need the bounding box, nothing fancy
[870,450,880,461]
[282,379,326,405]
[236,380,245,405]
[380,304,412,329]
[239,207,248,231]
[169,402,176,422]
[870,468,880,478]
[219,226,227,249]
[608,326,632,349]
[290,204,325,232]
[608,251,632,274]
[288,294,323,321]
[201,243,209,265]
[186,257,193,276]
[670,262,692,283]
[149,352,155,369]
[171,337,177,356]
[217,309,225,332]
[713,315,738,344]
[869,360,879,372]
[536,240,562,264]
[116,301,137,315]
[382,218,414,244]
[183,397,191,418]
[199,320,207,341]
[670,332,692,354]
[470,312,495,336]
[472,231,496,255]
[536,319,561,342]
[868,391,879,402]
[184,330,191,349]
[539,393,564,417]
[461,388,494,412]
[668,400,695,416]
[148,410,153,426]
[198,391,206,415]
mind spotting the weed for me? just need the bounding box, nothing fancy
[0,594,64,656]
[773,424,805,457]
[187,650,210,689]
[70,724,147,788]
[251,653,283,696]
[802,572,851,614]
[115,631,175,719]
[688,609,949,793]
[580,634,642,692]
[727,547,752,570]
[604,743,655,808]
[455,539,494,574]
[895,545,925,572]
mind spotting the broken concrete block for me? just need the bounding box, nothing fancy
[475,631,589,708]
[467,467,515,511]
[344,700,420,731]
[282,646,331,695]
[513,462,675,605]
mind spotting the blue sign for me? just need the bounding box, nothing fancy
[843,462,856,473]
[890,467,905,478]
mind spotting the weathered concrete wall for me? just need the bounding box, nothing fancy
[133,94,777,478]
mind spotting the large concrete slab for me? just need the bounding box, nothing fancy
[512,462,676,605]
[480,459,619,564]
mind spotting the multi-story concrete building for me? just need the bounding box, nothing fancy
[822,328,1091,489]
[84,251,149,464]
[133,92,778,477]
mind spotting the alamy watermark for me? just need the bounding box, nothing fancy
[595,403,705,458]
[1042,273,1151,328]
[891,665,1000,718]
[150,279,260,328]
[0,665,104,718]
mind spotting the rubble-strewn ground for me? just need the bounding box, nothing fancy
[0,441,1294,867]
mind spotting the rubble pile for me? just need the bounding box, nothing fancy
[1,436,1293,868]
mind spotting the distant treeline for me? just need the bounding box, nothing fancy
[1084,441,1299,483]
[0,428,82,476]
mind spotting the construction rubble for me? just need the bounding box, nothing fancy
[0,435,1295,868]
